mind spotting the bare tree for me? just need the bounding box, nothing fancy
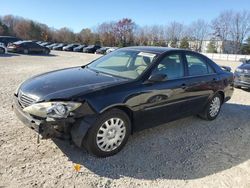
[2,15,16,35]
[78,28,94,45]
[229,10,250,53]
[13,19,31,39]
[134,26,149,46]
[188,19,209,52]
[211,11,233,53]
[166,22,184,40]
[166,22,184,47]
[56,27,75,43]
[114,18,135,47]
[97,22,116,46]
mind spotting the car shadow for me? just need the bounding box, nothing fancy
[242,88,250,92]
[22,53,57,57]
[53,103,250,180]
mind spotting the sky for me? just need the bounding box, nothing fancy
[0,0,249,32]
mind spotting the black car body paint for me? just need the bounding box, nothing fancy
[13,47,234,147]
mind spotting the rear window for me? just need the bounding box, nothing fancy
[186,54,215,76]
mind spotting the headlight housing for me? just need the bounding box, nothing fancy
[23,101,81,118]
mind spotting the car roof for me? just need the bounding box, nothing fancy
[0,36,20,38]
[14,40,33,44]
[122,46,185,54]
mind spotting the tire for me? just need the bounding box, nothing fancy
[198,94,222,121]
[83,109,131,157]
[23,49,29,54]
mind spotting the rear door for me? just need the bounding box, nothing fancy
[182,52,219,115]
[32,43,43,52]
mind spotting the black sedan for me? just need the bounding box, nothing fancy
[7,41,50,54]
[95,47,110,54]
[73,44,87,52]
[13,47,234,157]
[63,44,80,51]
[234,59,250,89]
[83,45,101,53]
[52,43,67,51]
[46,43,58,50]
[0,36,22,46]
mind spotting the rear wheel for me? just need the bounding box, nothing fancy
[83,109,131,157]
[199,94,222,120]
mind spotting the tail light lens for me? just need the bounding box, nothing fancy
[8,44,20,48]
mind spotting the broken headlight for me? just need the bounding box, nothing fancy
[23,102,81,118]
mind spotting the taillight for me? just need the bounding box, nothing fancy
[9,44,20,48]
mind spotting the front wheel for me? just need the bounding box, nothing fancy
[83,109,131,157]
[199,94,222,120]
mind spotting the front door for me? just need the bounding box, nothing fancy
[134,52,189,131]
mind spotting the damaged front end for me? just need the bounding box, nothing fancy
[13,92,96,143]
[13,95,76,139]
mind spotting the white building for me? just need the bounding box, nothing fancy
[167,40,235,54]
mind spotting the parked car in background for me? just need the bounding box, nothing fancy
[0,42,7,54]
[7,41,50,54]
[53,43,67,51]
[73,44,87,52]
[13,47,234,157]
[95,47,110,54]
[63,44,80,51]
[106,47,118,54]
[46,43,58,50]
[36,41,43,45]
[40,42,52,47]
[82,45,101,53]
[234,59,250,89]
[0,36,22,47]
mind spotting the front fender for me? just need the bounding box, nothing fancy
[70,115,97,148]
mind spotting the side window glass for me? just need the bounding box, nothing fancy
[152,54,184,79]
[186,54,213,76]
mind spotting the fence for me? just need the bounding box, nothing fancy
[202,53,250,62]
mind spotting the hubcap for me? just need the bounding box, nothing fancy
[96,117,126,152]
[209,97,221,117]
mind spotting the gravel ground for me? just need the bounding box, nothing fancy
[0,51,249,188]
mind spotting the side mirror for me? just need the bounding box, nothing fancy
[147,73,167,82]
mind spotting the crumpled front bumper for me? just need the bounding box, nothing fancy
[13,96,70,139]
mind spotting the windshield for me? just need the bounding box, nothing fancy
[88,49,157,79]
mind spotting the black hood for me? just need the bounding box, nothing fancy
[239,63,250,70]
[19,67,128,101]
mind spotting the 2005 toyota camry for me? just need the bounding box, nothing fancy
[13,47,234,157]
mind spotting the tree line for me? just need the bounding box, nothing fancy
[0,10,250,54]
